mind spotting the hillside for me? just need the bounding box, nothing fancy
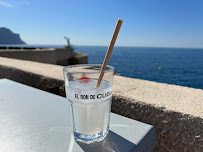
[0,27,26,44]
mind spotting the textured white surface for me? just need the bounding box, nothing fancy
[113,76,203,118]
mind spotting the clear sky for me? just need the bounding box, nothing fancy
[0,0,203,48]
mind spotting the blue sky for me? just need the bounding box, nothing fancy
[0,0,203,48]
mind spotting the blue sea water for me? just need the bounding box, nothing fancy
[75,46,203,90]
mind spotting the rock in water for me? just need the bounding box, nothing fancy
[0,27,26,44]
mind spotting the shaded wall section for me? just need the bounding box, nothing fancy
[0,48,88,65]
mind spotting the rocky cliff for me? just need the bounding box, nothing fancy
[0,27,26,44]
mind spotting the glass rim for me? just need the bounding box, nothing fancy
[63,64,115,74]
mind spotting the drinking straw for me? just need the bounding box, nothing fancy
[95,19,123,88]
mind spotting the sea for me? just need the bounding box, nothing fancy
[1,44,203,90]
[74,46,203,90]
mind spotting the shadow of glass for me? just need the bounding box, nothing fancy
[77,130,136,152]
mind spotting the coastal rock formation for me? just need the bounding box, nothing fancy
[0,27,26,44]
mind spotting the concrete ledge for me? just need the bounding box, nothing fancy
[0,57,65,96]
[0,57,203,151]
[113,75,203,119]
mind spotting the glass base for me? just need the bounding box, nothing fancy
[74,129,109,144]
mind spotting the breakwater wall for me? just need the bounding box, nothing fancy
[0,48,88,65]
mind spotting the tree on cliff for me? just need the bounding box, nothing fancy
[0,27,26,44]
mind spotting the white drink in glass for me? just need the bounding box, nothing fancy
[66,79,112,143]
